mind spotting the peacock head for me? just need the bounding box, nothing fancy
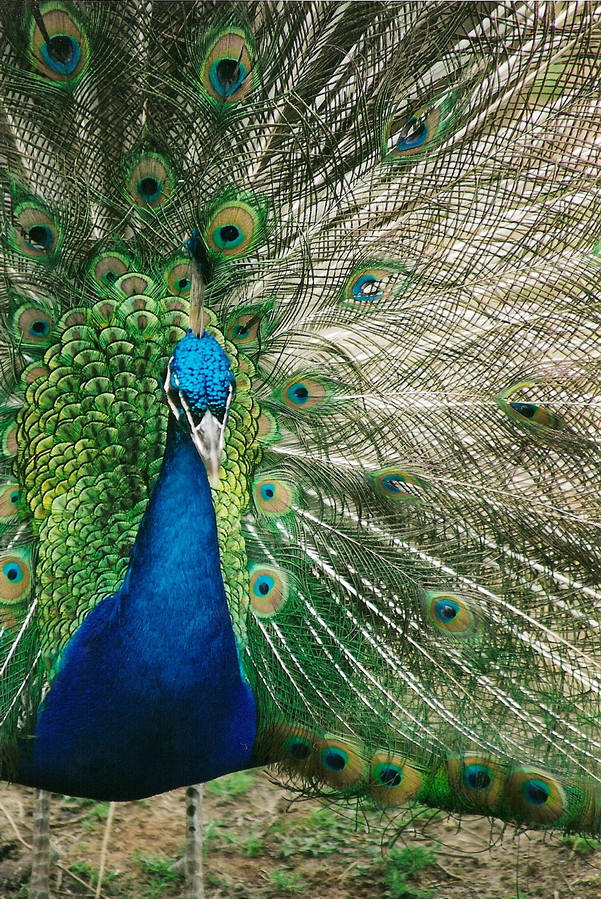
[165,329,235,487]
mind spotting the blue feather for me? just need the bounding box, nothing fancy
[18,420,256,800]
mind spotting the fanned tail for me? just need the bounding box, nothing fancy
[0,1,600,832]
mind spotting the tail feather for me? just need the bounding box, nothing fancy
[0,0,600,831]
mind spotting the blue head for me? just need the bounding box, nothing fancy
[166,329,235,485]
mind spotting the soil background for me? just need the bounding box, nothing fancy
[0,770,600,898]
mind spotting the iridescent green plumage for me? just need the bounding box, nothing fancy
[1,0,601,837]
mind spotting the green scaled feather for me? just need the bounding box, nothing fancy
[0,0,601,840]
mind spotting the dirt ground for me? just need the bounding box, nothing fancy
[1,769,600,899]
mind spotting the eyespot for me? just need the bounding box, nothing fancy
[127,154,174,208]
[165,261,192,296]
[384,94,455,159]
[261,725,319,771]
[506,768,566,825]
[347,271,384,302]
[0,484,20,520]
[465,765,492,791]
[13,305,54,347]
[92,253,130,289]
[447,755,507,811]
[496,382,561,430]
[369,752,423,807]
[371,468,423,501]
[14,205,59,258]
[424,591,480,638]
[447,753,507,812]
[248,565,289,617]
[507,401,559,429]
[226,313,261,346]
[282,731,317,769]
[200,29,255,103]
[31,4,87,82]
[342,266,410,306]
[315,737,365,789]
[280,376,328,411]
[285,736,313,762]
[253,477,295,517]
[0,554,31,602]
[205,202,260,257]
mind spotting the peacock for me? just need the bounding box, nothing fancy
[0,0,600,842]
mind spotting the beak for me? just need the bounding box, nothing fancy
[185,403,231,488]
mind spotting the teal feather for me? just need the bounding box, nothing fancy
[0,0,600,837]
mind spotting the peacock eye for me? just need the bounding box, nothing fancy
[210,57,248,97]
[0,553,31,602]
[464,765,493,791]
[213,224,243,249]
[511,402,534,418]
[279,376,329,412]
[522,779,551,805]
[275,728,318,770]
[0,485,21,521]
[227,312,262,346]
[286,738,312,761]
[14,205,60,258]
[253,477,295,517]
[352,274,383,301]
[248,565,289,617]
[41,34,81,74]
[375,764,403,788]
[92,254,130,289]
[384,93,455,160]
[201,29,255,104]
[505,768,566,824]
[446,754,508,811]
[381,473,407,494]
[14,306,55,346]
[205,201,261,258]
[3,562,23,583]
[164,261,192,297]
[424,591,480,638]
[397,114,429,150]
[32,319,50,336]
[343,265,410,307]
[31,7,88,81]
[371,467,423,502]
[496,382,561,430]
[289,384,308,404]
[127,154,174,209]
[256,577,271,596]
[315,738,364,788]
[508,401,558,427]
[26,225,54,250]
[321,747,347,772]
[136,177,163,204]
[435,599,459,623]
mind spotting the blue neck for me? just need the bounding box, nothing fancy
[18,421,257,800]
